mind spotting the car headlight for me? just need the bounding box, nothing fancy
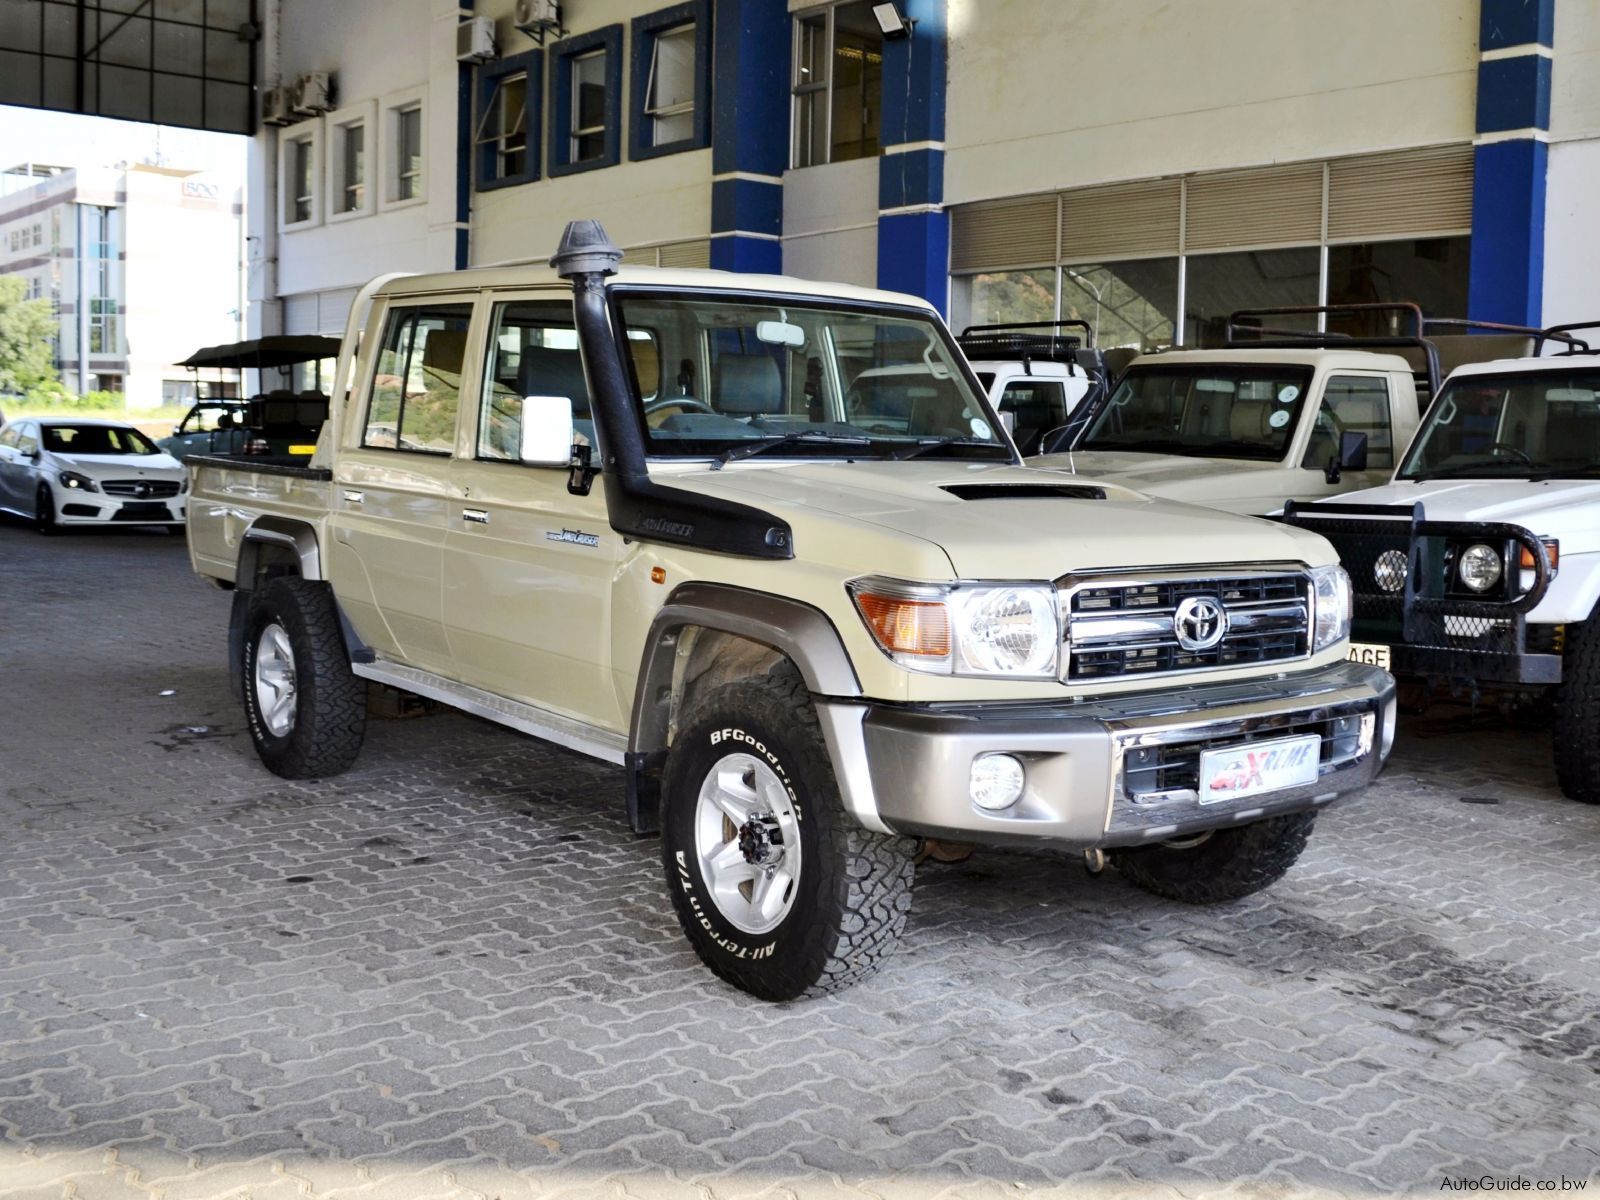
[1310,563,1351,654]
[58,470,98,492]
[1457,543,1503,593]
[849,577,1060,678]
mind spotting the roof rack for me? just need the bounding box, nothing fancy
[958,319,1094,368]
[1535,321,1600,357]
[1226,303,1441,399]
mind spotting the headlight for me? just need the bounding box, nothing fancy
[849,577,1060,678]
[1310,564,1351,653]
[1457,543,1503,593]
[58,470,98,492]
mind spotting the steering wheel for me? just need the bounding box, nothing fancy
[1486,442,1534,465]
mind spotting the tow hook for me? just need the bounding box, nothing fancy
[1083,848,1107,877]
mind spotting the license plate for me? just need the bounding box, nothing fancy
[1199,734,1321,804]
[1347,641,1391,669]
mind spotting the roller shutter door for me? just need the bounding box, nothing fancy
[1184,162,1324,252]
[950,195,1057,272]
[1059,178,1181,262]
[282,288,357,336]
[1327,144,1473,241]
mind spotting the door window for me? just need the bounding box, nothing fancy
[477,299,588,461]
[0,426,18,449]
[364,304,474,454]
[1302,375,1393,470]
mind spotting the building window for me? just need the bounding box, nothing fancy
[791,2,884,169]
[549,26,623,176]
[1060,261,1181,351]
[338,121,365,213]
[396,105,423,199]
[1185,248,1321,347]
[476,51,541,190]
[88,298,117,355]
[629,2,710,160]
[1326,238,1470,337]
[280,127,319,227]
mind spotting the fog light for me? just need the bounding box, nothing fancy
[970,753,1025,811]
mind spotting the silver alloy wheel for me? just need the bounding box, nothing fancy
[694,752,803,935]
[253,622,298,737]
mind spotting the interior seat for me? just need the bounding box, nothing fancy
[714,354,784,418]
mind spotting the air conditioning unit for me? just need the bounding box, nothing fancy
[290,71,332,115]
[456,16,496,62]
[513,0,564,42]
[261,86,294,126]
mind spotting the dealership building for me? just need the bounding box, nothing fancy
[245,0,1597,351]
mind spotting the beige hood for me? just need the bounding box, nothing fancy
[661,460,1337,579]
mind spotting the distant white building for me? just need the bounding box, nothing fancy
[0,160,245,409]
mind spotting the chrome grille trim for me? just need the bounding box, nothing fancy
[103,479,181,498]
[1058,564,1313,683]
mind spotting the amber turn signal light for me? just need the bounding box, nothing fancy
[853,590,951,657]
[1519,540,1558,571]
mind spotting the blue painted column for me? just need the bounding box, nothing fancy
[709,0,787,273]
[876,0,948,312]
[1468,0,1554,326]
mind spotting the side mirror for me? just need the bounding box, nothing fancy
[1340,430,1368,472]
[519,395,575,465]
[172,424,183,436]
[1324,430,1368,484]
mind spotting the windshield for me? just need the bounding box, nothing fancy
[615,292,1011,461]
[43,424,158,456]
[1077,364,1312,461]
[1400,369,1600,480]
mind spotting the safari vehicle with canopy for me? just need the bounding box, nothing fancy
[1286,321,1600,803]
[183,221,1394,1001]
[160,335,339,460]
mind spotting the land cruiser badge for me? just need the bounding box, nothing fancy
[546,528,600,548]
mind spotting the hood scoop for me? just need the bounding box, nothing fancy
[942,483,1106,501]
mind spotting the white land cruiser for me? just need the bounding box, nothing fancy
[1286,321,1600,802]
[185,222,1395,1000]
[954,321,1106,455]
[1029,304,1446,516]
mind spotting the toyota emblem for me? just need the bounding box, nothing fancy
[1174,596,1228,652]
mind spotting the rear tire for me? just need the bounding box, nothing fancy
[241,577,366,779]
[34,484,56,535]
[1554,616,1600,803]
[660,665,916,1001]
[1109,811,1316,904]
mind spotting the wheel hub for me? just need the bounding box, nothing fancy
[737,813,784,865]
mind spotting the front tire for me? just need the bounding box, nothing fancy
[241,577,366,779]
[34,484,56,535]
[1554,615,1600,803]
[1110,811,1316,904]
[660,666,916,1001]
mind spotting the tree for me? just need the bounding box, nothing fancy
[0,276,59,395]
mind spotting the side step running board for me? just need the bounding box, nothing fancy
[352,659,628,765]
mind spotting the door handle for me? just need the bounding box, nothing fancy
[462,508,489,525]
[342,489,364,504]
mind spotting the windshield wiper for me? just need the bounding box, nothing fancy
[1407,460,1548,481]
[1077,438,1192,454]
[713,430,871,468]
[1528,463,1600,481]
[891,436,1004,461]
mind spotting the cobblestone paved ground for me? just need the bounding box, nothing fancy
[2,520,1598,1200]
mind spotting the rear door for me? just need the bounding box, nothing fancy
[330,296,476,675]
[441,292,626,730]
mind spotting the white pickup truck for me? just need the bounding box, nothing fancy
[185,221,1395,1000]
[1286,320,1600,803]
[1029,304,1446,516]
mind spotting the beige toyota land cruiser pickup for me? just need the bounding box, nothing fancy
[186,222,1395,1001]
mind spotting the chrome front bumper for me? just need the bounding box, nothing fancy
[815,660,1396,850]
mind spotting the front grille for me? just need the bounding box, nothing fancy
[1121,712,1366,800]
[1065,571,1310,681]
[103,479,181,498]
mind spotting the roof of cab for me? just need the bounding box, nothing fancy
[374,263,941,313]
[1445,351,1600,380]
[1127,347,1417,373]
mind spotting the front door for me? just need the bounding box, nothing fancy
[0,422,32,509]
[442,294,625,732]
[1296,373,1397,501]
[331,298,476,675]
